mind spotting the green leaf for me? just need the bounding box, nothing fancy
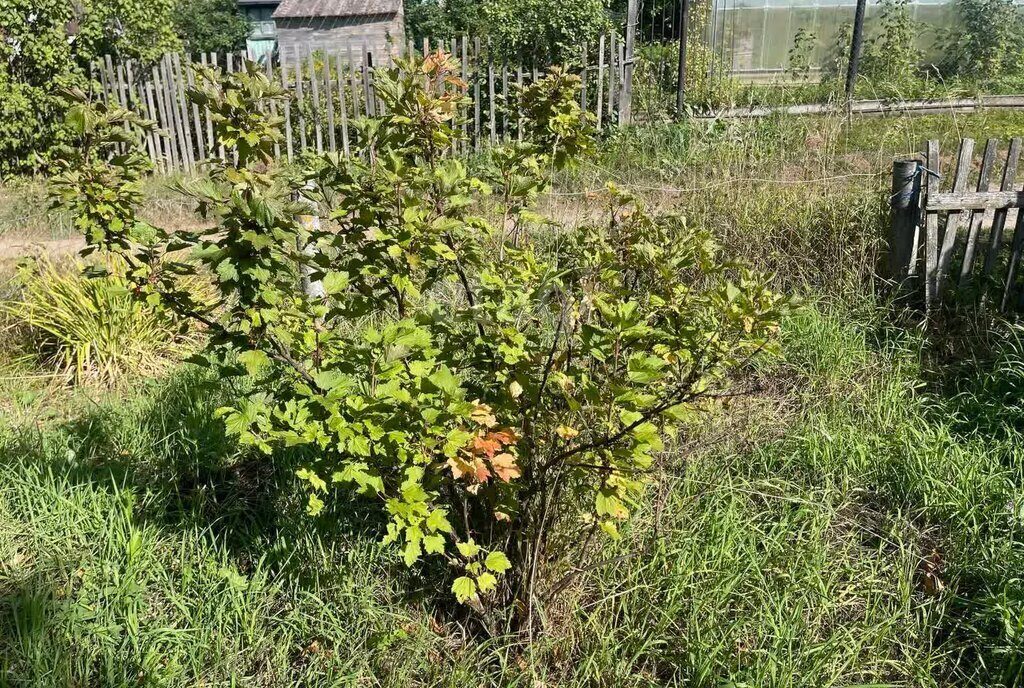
[306,493,325,516]
[456,540,481,558]
[452,576,476,603]
[422,534,446,554]
[322,271,350,294]
[476,572,498,594]
[484,551,511,573]
[428,366,461,396]
[237,349,270,375]
[426,508,454,533]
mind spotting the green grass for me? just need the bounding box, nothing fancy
[2,299,1024,686]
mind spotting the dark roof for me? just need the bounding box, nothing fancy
[272,0,401,18]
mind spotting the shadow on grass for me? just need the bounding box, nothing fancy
[1,367,396,586]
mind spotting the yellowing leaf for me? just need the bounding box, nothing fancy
[490,453,521,482]
[476,572,497,594]
[452,576,476,603]
[470,401,497,428]
[509,380,524,398]
[556,425,579,440]
[484,551,511,573]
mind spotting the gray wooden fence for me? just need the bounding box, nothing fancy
[92,37,634,174]
[888,137,1024,310]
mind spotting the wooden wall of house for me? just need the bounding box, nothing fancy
[275,14,404,63]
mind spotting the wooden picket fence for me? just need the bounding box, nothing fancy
[888,137,1024,310]
[92,36,634,174]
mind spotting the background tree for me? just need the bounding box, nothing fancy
[173,0,250,55]
[482,0,611,64]
[0,0,178,176]
[404,0,485,45]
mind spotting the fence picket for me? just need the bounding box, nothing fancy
[335,53,350,156]
[924,139,940,310]
[308,46,324,154]
[596,35,606,130]
[936,138,974,293]
[982,138,1022,284]
[322,52,336,153]
[959,138,998,285]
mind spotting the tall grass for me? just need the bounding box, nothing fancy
[1,257,201,386]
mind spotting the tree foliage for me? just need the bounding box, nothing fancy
[481,0,611,64]
[173,0,250,56]
[50,52,783,626]
[941,0,1024,81]
[0,0,178,175]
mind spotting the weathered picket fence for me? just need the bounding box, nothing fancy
[92,37,634,174]
[888,137,1024,310]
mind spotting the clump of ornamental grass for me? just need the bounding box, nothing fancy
[1,256,203,386]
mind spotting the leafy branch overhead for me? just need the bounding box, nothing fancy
[50,50,785,622]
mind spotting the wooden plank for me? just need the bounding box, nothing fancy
[924,139,940,310]
[983,138,1022,282]
[185,58,207,160]
[281,52,294,162]
[935,138,973,293]
[171,53,197,172]
[152,64,178,171]
[127,61,157,168]
[596,35,606,130]
[169,54,195,172]
[1003,203,1024,310]
[335,53,350,156]
[160,57,186,171]
[307,46,324,154]
[212,53,227,162]
[487,41,496,145]
[928,190,1024,211]
[348,45,361,119]
[473,37,481,151]
[960,138,999,284]
[322,50,336,153]
[140,78,164,172]
[608,33,617,123]
[501,60,509,141]
[201,54,216,161]
[362,47,375,117]
[293,46,308,151]
[516,63,524,141]
[265,52,282,160]
[580,43,588,113]
[98,58,111,105]
[461,36,469,152]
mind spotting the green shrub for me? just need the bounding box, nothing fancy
[49,54,784,628]
[941,0,1024,82]
[2,257,200,386]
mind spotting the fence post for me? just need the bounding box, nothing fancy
[620,0,638,125]
[844,0,867,103]
[888,159,921,287]
[675,0,692,116]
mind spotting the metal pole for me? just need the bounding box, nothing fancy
[845,0,867,101]
[888,160,921,286]
[675,0,691,114]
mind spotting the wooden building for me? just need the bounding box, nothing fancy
[271,0,405,62]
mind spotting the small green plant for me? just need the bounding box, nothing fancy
[860,0,921,87]
[786,28,817,81]
[50,51,783,626]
